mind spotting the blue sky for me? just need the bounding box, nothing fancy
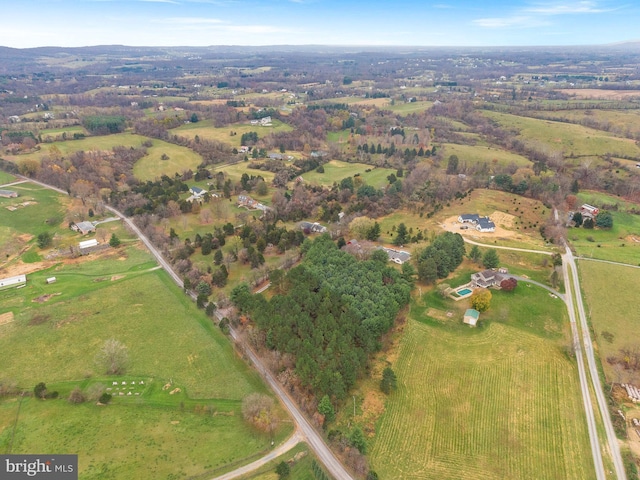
[1,0,638,48]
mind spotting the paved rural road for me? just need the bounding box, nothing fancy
[20,177,353,479]
[561,249,607,480]
[564,245,627,480]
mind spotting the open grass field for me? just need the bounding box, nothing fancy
[0,183,73,268]
[5,132,149,164]
[567,191,640,264]
[213,161,277,184]
[482,110,640,159]
[300,160,395,189]
[386,100,434,114]
[370,282,594,479]
[132,138,203,181]
[172,119,293,148]
[0,240,290,478]
[578,260,640,382]
[527,109,640,140]
[0,170,17,185]
[0,395,278,480]
[441,143,532,168]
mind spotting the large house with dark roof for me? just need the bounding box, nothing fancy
[458,213,495,232]
[471,268,511,288]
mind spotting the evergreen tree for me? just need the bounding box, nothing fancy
[380,367,397,394]
[109,233,121,247]
[318,395,335,423]
[469,244,482,263]
[393,223,409,246]
[482,249,500,269]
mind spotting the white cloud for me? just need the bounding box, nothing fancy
[152,17,226,24]
[525,1,611,15]
[473,16,549,28]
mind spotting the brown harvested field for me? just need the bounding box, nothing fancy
[558,89,640,100]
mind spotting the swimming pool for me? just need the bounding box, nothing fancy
[457,288,472,296]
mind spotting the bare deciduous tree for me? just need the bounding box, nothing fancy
[241,393,279,434]
[95,339,129,375]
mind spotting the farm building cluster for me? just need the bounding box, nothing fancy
[238,195,271,212]
[457,214,496,232]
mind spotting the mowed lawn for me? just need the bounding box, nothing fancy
[482,111,640,159]
[568,191,640,264]
[301,160,395,189]
[0,170,17,184]
[578,260,640,382]
[370,286,594,479]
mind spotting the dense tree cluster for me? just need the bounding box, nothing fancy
[232,236,410,400]
[415,232,466,283]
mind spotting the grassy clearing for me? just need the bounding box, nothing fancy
[0,241,290,478]
[132,138,203,181]
[578,261,640,382]
[0,396,278,480]
[567,191,640,263]
[482,111,640,159]
[214,161,277,184]
[441,143,532,168]
[0,251,263,398]
[370,282,593,479]
[0,170,17,184]
[300,160,395,189]
[172,119,293,147]
[5,133,149,164]
[385,101,433,114]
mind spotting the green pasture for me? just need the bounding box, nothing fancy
[386,100,433,114]
[567,192,640,263]
[7,133,148,164]
[370,287,593,479]
[213,161,277,184]
[0,394,283,480]
[300,160,395,189]
[39,125,87,140]
[132,138,203,181]
[0,259,263,399]
[482,110,640,159]
[579,260,640,382]
[0,170,17,185]
[441,143,532,168]
[527,109,640,139]
[172,119,293,148]
[0,183,71,265]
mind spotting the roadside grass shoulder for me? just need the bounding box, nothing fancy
[578,260,640,382]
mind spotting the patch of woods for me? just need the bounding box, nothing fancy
[232,236,408,477]
[233,236,410,402]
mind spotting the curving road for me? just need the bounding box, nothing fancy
[22,177,353,480]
